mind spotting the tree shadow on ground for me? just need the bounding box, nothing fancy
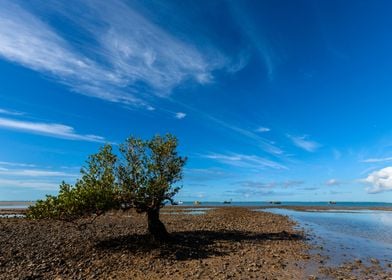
[96,230,303,260]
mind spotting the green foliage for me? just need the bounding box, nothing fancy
[118,134,186,212]
[27,145,119,220]
[27,135,186,221]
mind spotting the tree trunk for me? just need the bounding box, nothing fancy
[147,209,168,241]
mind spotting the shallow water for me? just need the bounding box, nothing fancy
[260,208,392,266]
[181,208,214,211]
[0,214,25,218]
[0,205,30,209]
[176,201,392,207]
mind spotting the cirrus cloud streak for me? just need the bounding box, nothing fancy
[0,0,235,107]
[0,117,105,142]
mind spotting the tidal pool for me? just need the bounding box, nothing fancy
[0,214,25,218]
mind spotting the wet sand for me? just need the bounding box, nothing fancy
[0,207,391,279]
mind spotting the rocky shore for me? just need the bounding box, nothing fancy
[0,207,309,279]
[0,207,391,279]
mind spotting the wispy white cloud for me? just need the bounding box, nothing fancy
[329,190,351,195]
[228,2,281,80]
[0,178,58,190]
[225,188,276,198]
[361,167,392,194]
[234,180,303,189]
[361,157,392,163]
[89,0,228,93]
[234,181,275,189]
[175,112,187,119]
[256,127,270,133]
[203,152,287,170]
[0,162,77,191]
[0,161,36,168]
[184,168,232,182]
[226,50,250,74]
[281,180,305,188]
[201,113,283,155]
[0,168,77,177]
[151,86,284,157]
[326,178,341,186]
[0,108,24,116]
[0,1,232,107]
[225,188,294,198]
[287,134,320,152]
[177,190,207,199]
[0,1,146,106]
[333,149,342,160]
[0,117,105,142]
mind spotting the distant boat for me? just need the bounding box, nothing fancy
[223,199,232,204]
[329,201,337,205]
[172,200,183,206]
[194,201,201,205]
[269,201,282,205]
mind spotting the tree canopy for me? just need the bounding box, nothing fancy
[27,134,187,240]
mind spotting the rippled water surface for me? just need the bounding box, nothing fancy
[0,201,33,209]
[260,208,392,266]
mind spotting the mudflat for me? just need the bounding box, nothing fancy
[0,207,308,279]
[0,207,391,279]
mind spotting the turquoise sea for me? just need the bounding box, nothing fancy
[1,201,392,209]
[174,201,392,207]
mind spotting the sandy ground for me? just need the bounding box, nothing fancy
[0,207,391,279]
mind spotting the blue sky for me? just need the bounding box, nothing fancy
[1,0,392,201]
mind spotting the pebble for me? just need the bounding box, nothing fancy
[1,207,391,279]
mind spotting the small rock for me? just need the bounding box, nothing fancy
[370,258,380,264]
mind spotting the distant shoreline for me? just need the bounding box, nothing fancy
[0,201,35,206]
[1,200,391,206]
[1,202,392,215]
